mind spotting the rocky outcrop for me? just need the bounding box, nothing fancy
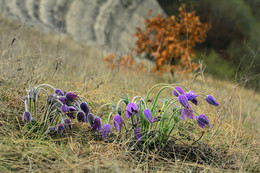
[0,0,164,51]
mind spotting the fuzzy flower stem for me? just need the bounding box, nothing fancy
[28,97,32,113]
[116,99,126,114]
[24,98,28,111]
[145,83,189,105]
[191,108,200,116]
[151,86,177,113]
[107,112,113,124]
[197,93,208,97]
[165,109,182,141]
[160,98,178,116]
[78,96,91,107]
[37,88,49,96]
[131,96,142,103]
[157,99,179,130]
[97,103,113,118]
[132,96,147,108]
[42,96,57,126]
[33,100,37,121]
[42,109,58,134]
[36,84,56,91]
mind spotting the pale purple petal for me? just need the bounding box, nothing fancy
[134,127,142,140]
[102,124,111,139]
[196,114,210,128]
[206,95,219,107]
[113,115,124,132]
[143,108,153,124]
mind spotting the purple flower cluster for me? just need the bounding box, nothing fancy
[22,83,219,143]
[51,89,114,138]
[172,86,219,128]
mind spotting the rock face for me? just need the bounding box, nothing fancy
[0,0,164,51]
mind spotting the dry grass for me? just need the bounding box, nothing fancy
[0,15,259,172]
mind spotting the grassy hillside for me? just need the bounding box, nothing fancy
[0,16,259,172]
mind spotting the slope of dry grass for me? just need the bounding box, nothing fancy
[0,16,259,172]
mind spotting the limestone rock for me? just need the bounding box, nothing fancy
[0,0,165,52]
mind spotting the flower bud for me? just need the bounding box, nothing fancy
[80,102,89,115]
[57,123,65,134]
[76,111,86,122]
[55,89,64,96]
[87,113,95,127]
[206,95,219,107]
[143,109,153,124]
[134,127,142,140]
[179,108,194,120]
[23,111,31,122]
[113,115,124,132]
[101,124,111,139]
[178,94,191,109]
[173,86,185,97]
[196,114,210,128]
[66,92,78,101]
[185,91,199,106]
[93,117,102,131]
[49,126,56,132]
[59,97,66,104]
[64,119,72,130]
[61,105,70,113]
[126,103,139,119]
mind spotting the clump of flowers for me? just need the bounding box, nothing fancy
[21,84,96,135]
[22,83,219,147]
[93,83,219,147]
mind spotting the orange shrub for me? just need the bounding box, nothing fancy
[134,4,210,74]
[104,53,146,74]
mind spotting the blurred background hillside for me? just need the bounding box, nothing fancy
[158,0,260,89]
[0,0,259,89]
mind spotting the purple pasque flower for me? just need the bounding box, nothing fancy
[196,114,210,128]
[67,106,76,119]
[178,94,191,109]
[126,103,139,119]
[113,115,124,132]
[59,97,66,104]
[173,86,185,97]
[49,126,56,132]
[69,106,76,112]
[66,92,78,101]
[206,95,219,107]
[134,127,142,140]
[23,111,31,122]
[179,108,194,120]
[57,123,65,134]
[185,91,199,106]
[143,108,153,124]
[87,113,95,127]
[80,102,89,115]
[61,104,70,113]
[55,89,64,96]
[101,124,111,139]
[76,111,86,122]
[64,118,72,130]
[93,117,102,131]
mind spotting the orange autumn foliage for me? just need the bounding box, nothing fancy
[104,4,210,75]
[104,53,146,73]
[134,4,210,74]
